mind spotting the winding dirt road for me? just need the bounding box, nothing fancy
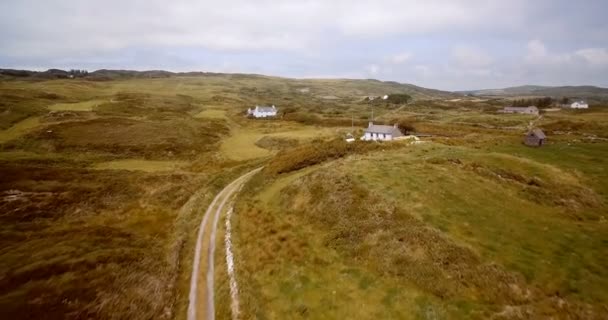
[188,168,261,320]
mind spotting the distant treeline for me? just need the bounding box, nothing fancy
[511,96,584,108]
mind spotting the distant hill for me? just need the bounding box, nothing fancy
[460,85,608,101]
[287,78,458,100]
[0,68,457,100]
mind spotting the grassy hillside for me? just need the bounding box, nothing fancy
[233,140,608,319]
[0,69,458,100]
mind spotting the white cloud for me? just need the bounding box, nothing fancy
[524,40,608,68]
[335,0,529,36]
[387,52,412,64]
[451,45,493,68]
[413,65,433,77]
[0,0,533,57]
[524,40,571,65]
[575,48,608,66]
[366,64,380,76]
[526,40,548,59]
[0,1,607,90]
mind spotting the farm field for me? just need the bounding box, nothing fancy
[0,73,607,319]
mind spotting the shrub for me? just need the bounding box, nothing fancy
[386,93,412,104]
[392,118,416,134]
[283,112,321,125]
[254,136,299,150]
[265,139,402,175]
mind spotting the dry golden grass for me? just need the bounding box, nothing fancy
[194,109,227,119]
[93,159,188,172]
[48,100,105,111]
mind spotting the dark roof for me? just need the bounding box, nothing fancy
[365,124,402,135]
[256,105,276,112]
[529,128,546,139]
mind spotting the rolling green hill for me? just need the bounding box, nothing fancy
[0,68,458,100]
[233,140,608,319]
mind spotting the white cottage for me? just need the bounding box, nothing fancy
[568,100,589,109]
[247,105,277,118]
[362,122,403,141]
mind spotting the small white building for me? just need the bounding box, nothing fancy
[247,105,277,118]
[567,100,589,109]
[501,106,539,115]
[361,122,403,141]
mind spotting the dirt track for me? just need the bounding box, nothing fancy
[187,168,261,320]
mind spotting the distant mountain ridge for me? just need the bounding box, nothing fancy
[0,68,458,100]
[6,68,607,101]
[459,85,608,101]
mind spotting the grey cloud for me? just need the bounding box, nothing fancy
[0,0,607,90]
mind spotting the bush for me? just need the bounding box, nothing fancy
[265,139,402,175]
[386,93,412,104]
[254,136,299,150]
[390,117,416,134]
[283,112,321,125]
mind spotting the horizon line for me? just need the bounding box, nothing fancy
[1,67,606,92]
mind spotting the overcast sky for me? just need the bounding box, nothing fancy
[1,0,607,90]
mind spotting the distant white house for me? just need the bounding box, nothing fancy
[247,105,277,118]
[382,95,389,100]
[566,100,589,109]
[362,122,403,141]
[501,106,539,115]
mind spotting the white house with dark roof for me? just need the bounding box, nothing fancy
[247,105,277,118]
[567,100,589,109]
[362,122,403,141]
